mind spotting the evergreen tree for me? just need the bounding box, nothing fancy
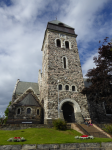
[81,37,112,108]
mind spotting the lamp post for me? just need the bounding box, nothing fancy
[57,80,60,118]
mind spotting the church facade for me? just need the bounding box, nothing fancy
[8,20,109,124]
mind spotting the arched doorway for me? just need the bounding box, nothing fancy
[59,99,85,123]
[62,102,75,123]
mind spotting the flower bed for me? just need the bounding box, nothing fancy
[7,137,26,142]
[75,135,94,139]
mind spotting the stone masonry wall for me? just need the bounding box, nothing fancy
[8,106,42,124]
[0,142,112,150]
[40,29,90,123]
[40,31,49,122]
[38,69,42,96]
[11,79,20,103]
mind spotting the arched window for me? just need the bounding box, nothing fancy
[72,86,75,91]
[17,108,20,114]
[65,41,69,49]
[65,85,69,91]
[58,84,62,90]
[57,39,61,47]
[27,108,31,114]
[37,109,39,115]
[63,57,66,68]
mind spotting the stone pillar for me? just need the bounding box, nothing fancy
[75,112,84,123]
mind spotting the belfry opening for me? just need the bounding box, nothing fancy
[62,102,75,123]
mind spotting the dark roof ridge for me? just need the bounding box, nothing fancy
[48,20,74,29]
[19,81,37,84]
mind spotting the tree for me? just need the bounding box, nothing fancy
[0,101,11,125]
[81,37,112,108]
[4,101,11,117]
[110,39,112,51]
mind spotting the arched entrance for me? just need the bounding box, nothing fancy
[62,102,75,123]
[59,99,84,124]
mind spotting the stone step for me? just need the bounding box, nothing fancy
[67,123,71,129]
[73,123,109,138]
[80,124,100,132]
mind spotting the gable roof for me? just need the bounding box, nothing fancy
[15,81,39,95]
[12,88,42,107]
[17,93,40,106]
[48,20,74,29]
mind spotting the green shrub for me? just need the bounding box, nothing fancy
[0,118,4,125]
[103,124,112,135]
[53,119,67,130]
[0,116,8,125]
[3,116,8,124]
[4,101,11,117]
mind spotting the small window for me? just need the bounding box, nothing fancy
[27,108,31,114]
[37,109,39,115]
[65,41,69,49]
[65,85,69,91]
[59,84,62,90]
[57,39,61,47]
[63,57,66,68]
[72,86,75,91]
[17,108,20,114]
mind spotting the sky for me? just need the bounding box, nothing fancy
[0,0,112,116]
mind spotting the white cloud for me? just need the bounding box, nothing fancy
[82,52,99,78]
[59,0,111,43]
[0,0,48,114]
[0,0,112,115]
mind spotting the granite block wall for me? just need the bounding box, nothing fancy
[39,29,90,123]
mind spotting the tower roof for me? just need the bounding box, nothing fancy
[47,20,76,36]
[48,20,74,29]
[41,20,77,51]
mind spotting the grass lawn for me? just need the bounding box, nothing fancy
[0,128,112,145]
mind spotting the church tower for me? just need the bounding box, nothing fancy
[38,20,90,124]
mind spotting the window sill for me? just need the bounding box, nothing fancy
[58,90,78,92]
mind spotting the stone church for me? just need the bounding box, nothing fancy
[8,20,110,124]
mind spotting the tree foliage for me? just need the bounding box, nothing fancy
[80,37,112,107]
[53,119,67,130]
[4,101,11,117]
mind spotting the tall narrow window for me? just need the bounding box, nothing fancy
[57,39,61,47]
[63,57,66,68]
[17,108,20,114]
[37,109,39,115]
[58,84,62,90]
[27,108,31,114]
[65,85,69,91]
[65,41,69,49]
[72,86,75,91]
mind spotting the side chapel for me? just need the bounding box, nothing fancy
[8,20,110,124]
